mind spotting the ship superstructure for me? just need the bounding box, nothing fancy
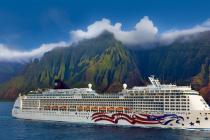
[12,76,210,129]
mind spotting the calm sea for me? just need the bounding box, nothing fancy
[1,102,210,140]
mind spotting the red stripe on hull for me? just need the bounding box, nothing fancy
[92,113,160,125]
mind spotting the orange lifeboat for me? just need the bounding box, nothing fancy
[59,106,67,111]
[51,106,58,110]
[116,107,123,111]
[77,106,83,111]
[91,106,98,111]
[107,107,115,111]
[84,106,90,111]
[99,107,106,111]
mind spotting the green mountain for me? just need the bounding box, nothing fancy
[134,35,209,84]
[133,31,210,102]
[0,31,209,103]
[0,32,143,100]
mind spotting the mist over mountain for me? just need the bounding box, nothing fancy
[0,31,209,103]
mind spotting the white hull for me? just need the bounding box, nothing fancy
[12,76,210,129]
[12,108,210,129]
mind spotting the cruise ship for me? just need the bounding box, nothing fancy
[12,76,210,129]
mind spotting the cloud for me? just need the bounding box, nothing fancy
[0,42,68,62]
[71,16,158,45]
[160,19,210,44]
[1,16,210,62]
[71,17,210,45]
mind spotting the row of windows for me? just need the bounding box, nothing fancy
[28,94,190,99]
[22,100,189,108]
[136,108,163,111]
[128,90,186,94]
[165,108,189,111]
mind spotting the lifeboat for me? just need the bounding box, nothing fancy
[107,107,115,111]
[124,108,131,110]
[99,107,106,111]
[84,106,90,111]
[116,107,123,111]
[91,106,98,111]
[51,106,58,110]
[77,106,83,111]
[59,106,67,111]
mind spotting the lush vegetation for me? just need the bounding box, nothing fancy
[0,32,143,99]
[132,32,210,102]
[0,31,209,102]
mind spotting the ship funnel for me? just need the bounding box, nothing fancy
[123,83,127,89]
[88,83,92,89]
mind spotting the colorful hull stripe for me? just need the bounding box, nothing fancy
[92,113,184,125]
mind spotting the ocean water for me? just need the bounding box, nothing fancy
[1,102,210,140]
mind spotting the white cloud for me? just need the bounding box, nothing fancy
[1,16,210,62]
[160,19,210,44]
[0,42,68,62]
[71,17,210,45]
[71,16,158,45]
